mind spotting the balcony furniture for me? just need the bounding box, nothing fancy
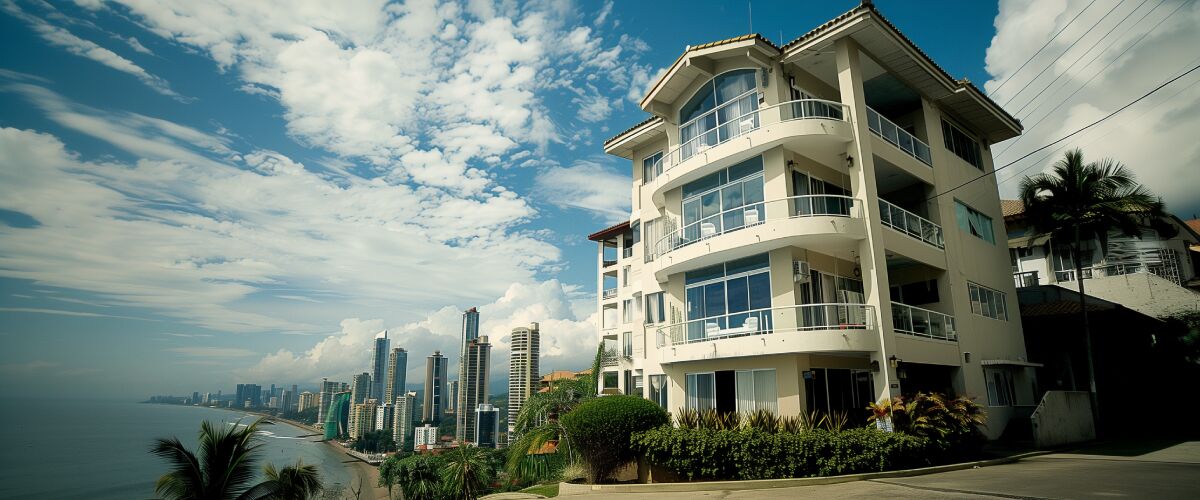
[700,222,717,238]
[744,207,760,226]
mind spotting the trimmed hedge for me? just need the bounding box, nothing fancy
[561,395,670,482]
[631,427,930,481]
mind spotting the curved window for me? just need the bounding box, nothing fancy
[678,69,759,161]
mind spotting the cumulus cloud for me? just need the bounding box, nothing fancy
[535,160,632,219]
[985,0,1200,216]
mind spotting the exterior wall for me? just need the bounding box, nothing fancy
[1031,391,1095,448]
[508,324,540,436]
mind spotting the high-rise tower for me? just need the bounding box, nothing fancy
[456,335,491,443]
[372,330,390,401]
[508,323,540,437]
[351,372,371,405]
[423,351,448,421]
[385,347,407,405]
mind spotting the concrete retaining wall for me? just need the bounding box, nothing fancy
[1031,390,1094,449]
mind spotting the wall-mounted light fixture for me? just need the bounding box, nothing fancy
[888,355,901,369]
[846,155,855,168]
[963,352,971,363]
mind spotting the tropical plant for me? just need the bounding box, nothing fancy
[745,408,780,432]
[823,411,849,432]
[882,392,986,457]
[395,454,444,500]
[262,461,323,500]
[377,455,401,499]
[1019,148,1164,425]
[349,429,396,453]
[151,418,286,500]
[440,444,494,499]
[560,395,670,483]
[674,407,699,429]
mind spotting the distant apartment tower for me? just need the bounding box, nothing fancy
[414,424,438,449]
[351,372,371,405]
[317,378,341,423]
[423,351,448,421]
[456,335,491,443]
[474,403,501,449]
[392,391,416,448]
[508,323,540,437]
[455,307,479,413]
[372,331,390,400]
[447,380,459,414]
[348,399,378,440]
[375,404,393,431]
[297,391,316,412]
[385,347,407,404]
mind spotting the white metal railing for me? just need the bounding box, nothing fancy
[1013,270,1040,288]
[647,99,850,181]
[891,302,956,341]
[652,195,862,259]
[866,107,932,165]
[601,288,618,299]
[878,199,944,249]
[1054,262,1167,282]
[655,303,874,347]
[601,339,620,366]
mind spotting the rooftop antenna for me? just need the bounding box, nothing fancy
[748,1,753,34]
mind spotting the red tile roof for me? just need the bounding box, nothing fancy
[1001,199,1025,218]
[587,221,630,242]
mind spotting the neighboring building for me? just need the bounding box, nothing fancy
[447,380,459,414]
[423,351,448,421]
[456,335,491,443]
[455,307,479,417]
[593,3,1034,438]
[385,347,407,405]
[474,403,501,449]
[351,372,371,405]
[538,369,591,392]
[375,403,393,431]
[508,323,540,437]
[414,424,439,449]
[372,331,390,401]
[393,391,416,448]
[317,378,341,423]
[297,391,317,412]
[1004,201,1200,317]
[235,383,262,408]
[322,391,351,440]
[349,399,378,440]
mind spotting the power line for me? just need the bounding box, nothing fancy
[1000,0,1126,108]
[927,61,1200,201]
[988,0,1100,96]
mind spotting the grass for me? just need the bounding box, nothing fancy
[520,482,560,498]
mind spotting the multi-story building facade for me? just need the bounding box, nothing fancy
[474,403,500,449]
[348,398,378,440]
[393,391,416,448]
[297,391,317,413]
[447,380,459,414]
[317,378,342,423]
[507,322,540,437]
[350,372,371,405]
[372,331,390,401]
[414,424,439,450]
[385,347,408,405]
[423,351,448,421]
[456,335,491,443]
[592,3,1034,438]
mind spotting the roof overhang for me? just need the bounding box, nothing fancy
[603,117,665,159]
[639,34,780,118]
[587,221,630,242]
[980,359,1044,368]
[781,5,1022,144]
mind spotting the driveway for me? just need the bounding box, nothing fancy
[562,441,1200,499]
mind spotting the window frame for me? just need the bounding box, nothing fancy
[734,368,778,414]
[941,119,983,169]
[642,151,664,184]
[685,372,716,411]
[954,199,996,244]
[648,374,668,409]
[968,281,1008,321]
[644,292,665,325]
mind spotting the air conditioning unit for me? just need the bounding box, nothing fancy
[793,260,810,283]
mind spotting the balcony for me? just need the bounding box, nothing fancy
[646,99,853,205]
[890,302,956,341]
[1013,270,1040,288]
[866,107,932,166]
[878,199,944,249]
[650,195,866,281]
[601,288,618,300]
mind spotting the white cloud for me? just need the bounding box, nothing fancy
[535,160,631,219]
[1,0,182,99]
[986,0,1200,215]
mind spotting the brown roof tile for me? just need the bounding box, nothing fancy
[1001,199,1025,218]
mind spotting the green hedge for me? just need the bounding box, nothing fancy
[631,427,930,481]
[561,395,670,482]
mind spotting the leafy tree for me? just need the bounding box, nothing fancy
[1019,148,1164,426]
[560,395,670,483]
[281,407,319,425]
[262,461,323,500]
[440,445,494,499]
[377,455,401,499]
[395,454,443,500]
[349,429,396,453]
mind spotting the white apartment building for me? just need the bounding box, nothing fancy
[508,323,540,437]
[592,3,1035,438]
[414,424,439,449]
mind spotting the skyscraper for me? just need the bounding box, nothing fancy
[317,378,341,423]
[372,330,390,400]
[474,403,500,449]
[349,399,378,440]
[351,372,371,405]
[385,347,407,405]
[456,307,478,414]
[508,322,540,437]
[456,335,491,443]
[392,391,416,449]
[448,380,459,414]
[423,351,448,421]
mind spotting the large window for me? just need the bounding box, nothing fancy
[735,369,778,413]
[678,69,759,161]
[648,374,668,409]
[642,151,664,183]
[621,298,634,323]
[954,200,995,244]
[968,282,1008,321]
[644,292,665,324]
[942,120,982,169]
[984,367,1016,406]
[686,372,715,411]
[688,370,777,413]
[681,156,765,244]
[685,253,772,341]
[622,331,633,357]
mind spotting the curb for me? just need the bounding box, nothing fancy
[558,451,1052,495]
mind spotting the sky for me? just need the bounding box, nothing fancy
[0,0,1196,400]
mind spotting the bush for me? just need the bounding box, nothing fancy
[561,395,669,483]
[870,392,986,460]
[631,427,929,481]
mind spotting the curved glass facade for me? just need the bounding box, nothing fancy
[322,392,351,440]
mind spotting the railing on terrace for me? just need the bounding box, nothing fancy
[655,303,874,347]
[1055,263,1154,282]
[891,302,956,341]
[646,99,850,181]
[866,107,932,165]
[652,195,862,259]
[600,346,619,367]
[602,288,618,299]
[1013,270,1040,288]
[878,199,944,249]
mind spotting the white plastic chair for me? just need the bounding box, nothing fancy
[700,222,717,238]
[744,208,760,226]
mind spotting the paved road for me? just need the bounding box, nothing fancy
[564,441,1200,499]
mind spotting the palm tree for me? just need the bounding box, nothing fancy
[440,445,493,499]
[395,454,442,500]
[1018,148,1163,428]
[151,418,277,500]
[262,461,322,500]
[378,455,400,499]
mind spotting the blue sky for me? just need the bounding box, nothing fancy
[1,0,1197,399]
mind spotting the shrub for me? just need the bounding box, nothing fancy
[870,392,987,460]
[561,395,670,483]
[631,427,928,481]
[745,408,779,432]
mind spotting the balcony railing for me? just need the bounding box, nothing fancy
[647,99,850,180]
[656,303,874,347]
[891,302,956,341]
[1013,270,1039,288]
[600,349,619,367]
[652,195,862,259]
[1054,263,1148,282]
[601,288,618,299]
[878,199,944,249]
[866,107,932,166]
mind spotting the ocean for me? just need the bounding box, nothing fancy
[0,399,356,499]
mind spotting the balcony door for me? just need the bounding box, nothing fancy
[791,170,851,217]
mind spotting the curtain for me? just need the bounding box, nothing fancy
[735,371,754,413]
[687,373,715,410]
[754,370,777,413]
